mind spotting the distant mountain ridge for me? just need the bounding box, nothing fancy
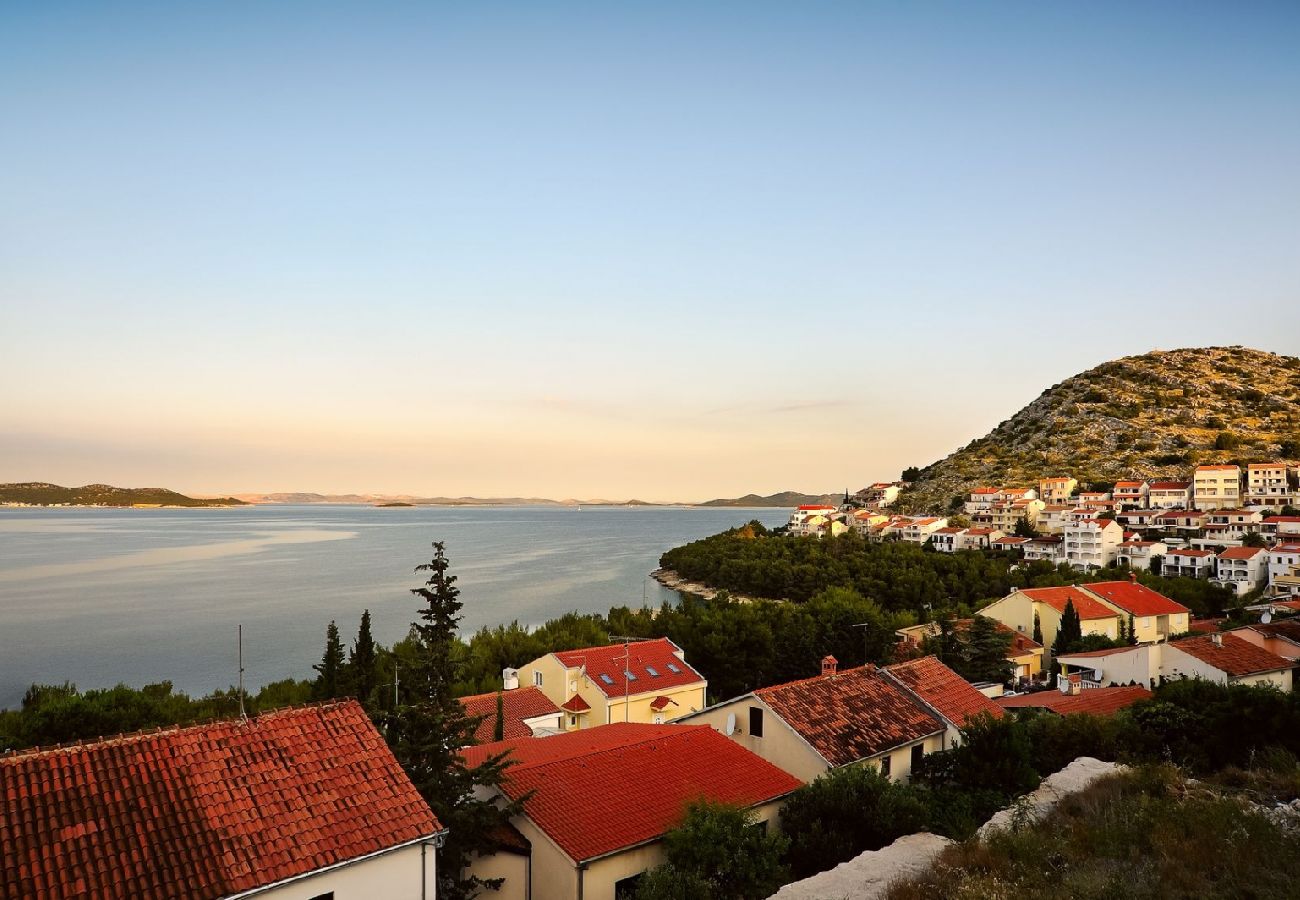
[898,346,1300,513]
[697,491,842,508]
[0,483,247,507]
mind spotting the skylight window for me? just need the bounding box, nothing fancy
[600,674,614,685]
[646,666,659,677]
[625,671,637,681]
[667,663,680,673]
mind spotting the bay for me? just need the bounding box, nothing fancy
[0,504,789,707]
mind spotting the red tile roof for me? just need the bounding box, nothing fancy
[754,666,943,766]
[1082,581,1189,617]
[1167,548,1215,558]
[553,638,704,698]
[1016,586,1117,621]
[1265,516,1300,524]
[1189,618,1226,634]
[0,701,439,900]
[460,686,561,743]
[997,686,1152,716]
[797,504,837,510]
[649,696,678,712]
[463,724,799,863]
[1168,634,1295,677]
[1251,620,1300,644]
[1218,547,1265,560]
[560,694,591,713]
[1056,644,1145,660]
[1149,481,1191,490]
[886,656,1004,726]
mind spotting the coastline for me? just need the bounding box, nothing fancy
[650,567,773,604]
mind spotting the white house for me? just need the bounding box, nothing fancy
[0,701,445,900]
[1163,547,1217,579]
[1023,536,1065,563]
[901,517,949,543]
[1112,481,1150,509]
[1213,546,1268,596]
[1056,633,1295,692]
[788,505,838,535]
[1063,518,1123,570]
[1246,462,1292,507]
[929,526,966,553]
[1264,516,1300,539]
[1117,540,1167,571]
[1267,542,1300,586]
[1193,465,1242,511]
[1148,481,1193,510]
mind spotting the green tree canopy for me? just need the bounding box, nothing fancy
[636,801,788,900]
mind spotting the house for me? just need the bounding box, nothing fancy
[1055,644,1160,689]
[1214,546,1268,596]
[519,638,706,730]
[1083,578,1191,643]
[1037,505,1075,535]
[1077,490,1112,505]
[1163,547,1217,579]
[859,482,903,508]
[851,509,889,535]
[998,684,1152,716]
[681,658,953,783]
[1063,518,1124,570]
[1117,508,1162,530]
[1162,633,1294,690]
[1264,516,1300,538]
[894,620,1044,681]
[461,724,800,900]
[1022,535,1064,563]
[929,526,967,553]
[1193,465,1242,511]
[460,685,564,744]
[1117,540,1167,571]
[0,701,444,900]
[964,487,1003,516]
[1267,543,1300,596]
[1228,620,1300,661]
[788,505,837,535]
[991,535,1033,553]
[1148,481,1193,510]
[1112,481,1150,510]
[979,586,1121,653]
[974,499,1045,532]
[1038,477,1078,505]
[885,656,1007,745]
[1246,463,1292,506]
[900,517,949,543]
[1155,509,1209,532]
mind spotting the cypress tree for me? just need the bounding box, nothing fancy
[349,609,378,706]
[393,541,519,899]
[1051,600,1082,658]
[493,691,505,742]
[1032,611,1043,646]
[1127,614,1138,646]
[312,620,345,700]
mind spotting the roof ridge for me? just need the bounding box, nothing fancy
[511,725,710,774]
[0,698,360,761]
[754,663,877,696]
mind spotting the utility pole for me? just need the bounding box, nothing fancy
[237,624,246,720]
[609,635,641,723]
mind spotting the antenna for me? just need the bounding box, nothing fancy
[237,624,247,720]
[609,635,641,723]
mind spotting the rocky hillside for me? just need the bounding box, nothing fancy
[697,491,843,507]
[898,346,1300,513]
[0,483,247,507]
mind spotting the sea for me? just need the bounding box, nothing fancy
[0,504,790,708]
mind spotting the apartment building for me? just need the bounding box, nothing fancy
[1148,481,1193,509]
[1063,518,1123,570]
[1214,546,1268,596]
[1246,462,1292,506]
[1112,481,1150,509]
[1117,540,1167,571]
[1038,477,1078,505]
[1193,465,1242,511]
[1163,547,1217,579]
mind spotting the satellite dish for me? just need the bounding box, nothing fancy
[725,712,737,736]
[1262,610,1273,624]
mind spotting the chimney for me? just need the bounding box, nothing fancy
[1068,672,1082,696]
[821,655,838,676]
[1130,571,1138,584]
[502,667,519,691]
[1211,633,1223,647]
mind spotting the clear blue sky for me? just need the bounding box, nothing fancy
[2,2,1297,500]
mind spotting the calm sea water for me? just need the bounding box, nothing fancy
[0,505,789,707]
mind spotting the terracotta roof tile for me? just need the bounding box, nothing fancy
[553,639,704,698]
[1169,634,1295,677]
[1016,587,1117,621]
[463,724,799,863]
[754,666,943,766]
[460,686,561,743]
[0,701,439,899]
[885,656,1005,726]
[997,686,1152,716]
[1082,582,1189,617]
[1218,547,1265,561]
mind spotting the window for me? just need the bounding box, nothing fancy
[533,671,543,687]
[625,671,637,682]
[569,715,577,726]
[879,755,892,778]
[646,666,659,677]
[614,874,644,900]
[653,713,664,724]
[748,706,763,738]
[911,744,924,773]
[600,674,614,685]
[667,663,681,673]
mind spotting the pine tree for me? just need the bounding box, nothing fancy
[964,615,1014,684]
[1127,614,1138,646]
[1013,516,1037,538]
[393,541,519,899]
[493,691,505,742]
[1051,600,1082,658]
[312,620,345,700]
[349,609,379,706]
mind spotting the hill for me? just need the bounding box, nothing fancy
[898,346,1300,513]
[0,483,248,507]
[697,491,842,508]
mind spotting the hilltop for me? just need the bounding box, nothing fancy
[898,346,1300,513]
[0,483,248,507]
[698,491,842,508]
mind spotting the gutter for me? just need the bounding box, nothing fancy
[222,828,449,900]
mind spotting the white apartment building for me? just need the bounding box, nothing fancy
[1023,536,1065,563]
[1112,481,1150,509]
[1148,481,1193,509]
[788,505,838,535]
[900,517,949,543]
[1214,546,1268,596]
[1267,542,1300,585]
[1063,519,1123,570]
[1163,547,1217,579]
[1193,465,1242,511]
[1117,540,1167,571]
[1246,463,1292,506]
[929,526,966,553]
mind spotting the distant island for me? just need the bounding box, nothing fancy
[697,491,842,508]
[0,483,248,508]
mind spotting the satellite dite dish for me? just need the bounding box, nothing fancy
[1262,611,1273,624]
[725,712,737,735]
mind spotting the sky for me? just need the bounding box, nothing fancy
[2,1,1298,501]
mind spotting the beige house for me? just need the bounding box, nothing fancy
[0,701,444,900]
[1163,633,1294,690]
[1246,462,1292,506]
[519,638,706,730]
[462,724,800,900]
[1193,464,1242,511]
[980,585,1121,651]
[1038,477,1078,505]
[1082,578,1190,643]
[681,657,978,783]
[1112,481,1150,509]
[1148,481,1193,509]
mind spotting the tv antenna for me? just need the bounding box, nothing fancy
[609,635,642,723]
[237,624,247,720]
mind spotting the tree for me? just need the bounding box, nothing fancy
[1242,532,1267,548]
[902,466,921,482]
[963,616,1014,684]
[348,609,379,706]
[393,542,519,899]
[493,691,505,742]
[1051,599,1082,658]
[1013,517,1037,538]
[1032,612,1043,646]
[636,801,788,900]
[312,621,345,700]
[1214,431,1239,451]
[1127,614,1138,646]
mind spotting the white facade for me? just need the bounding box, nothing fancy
[1148,482,1192,510]
[1117,541,1166,571]
[1193,466,1242,511]
[1063,519,1123,570]
[1246,463,1292,506]
[1163,548,1217,579]
[1214,548,1267,596]
[254,841,439,900]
